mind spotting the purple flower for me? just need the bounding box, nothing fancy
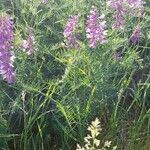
[0,15,16,83]
[41,0,48,4]
[0,50,16,83]
[113,52,122,61]
[107,0,126,29]
[112,11,125,29]
[63,15,80,49]
[107,0,125,11]
[127,0,144,16]
[107,0,144,29]
[86,7,107,48]
[22,28,36,55]
[0,15,14,50]
[130,26,141,44]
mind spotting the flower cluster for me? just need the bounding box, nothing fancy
[107,0,144,29]
[63,15,80,49]
[86,7,107,48]
[63,4,143,49]
[130,26,141,44]
[22,28,36,55]
[0,16,14,50]
[0,50,16,83]
[112,10,126,29]
[127,0,145,16]
[0,15,16,83]
[107,0,126,29]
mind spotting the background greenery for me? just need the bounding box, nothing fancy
[0,0,149,149]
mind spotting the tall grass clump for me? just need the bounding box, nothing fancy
[0,0,149,150]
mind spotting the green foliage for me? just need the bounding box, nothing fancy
[0,117,8,149]
[0,0,149,150]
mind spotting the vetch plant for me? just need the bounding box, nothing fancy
[130,26,141,44]
[63,15,80,49]
[127,0,145,17]
[107,0,145,29]
[0,14,16,83]
[0,0,149,149]
[86,6,107,48]
[107,0,126,29]
[22,28,36,55]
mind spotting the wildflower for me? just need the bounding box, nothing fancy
[113,51,122,61]
[127,0,145,16]
[112,11,125,29]
[86,7,107,48]
[107,0,126,29]
[0,15,16,83]
[63,15,80,49]
[130,26,141,44]
[0,15,14,50]
[107,0,125,12]
[107,0,144,29]
[76,118,117,150]
[41,0,48,4]
[0,50,16,83]
[22,28,36,55]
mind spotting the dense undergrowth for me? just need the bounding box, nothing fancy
[0,0,150,150]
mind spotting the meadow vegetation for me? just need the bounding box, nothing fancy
[0,0,149,149]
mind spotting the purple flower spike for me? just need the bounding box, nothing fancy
[0,15,16,83]
[108,0,144,29]
[0,50,16,83]
[130,26,141,44]
[22,28,36,55]
[127,0,145,16]
[107,0,125,12]
[63,15,80,49]
[86,7,107,48]
[112,11,125,29]
[107,0,126,29]
[0,15,14,50]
